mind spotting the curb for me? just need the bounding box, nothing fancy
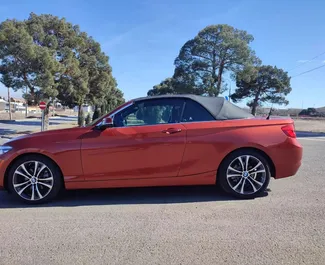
[0,136,14,139]
[296,131,325,137]
[0,118,39,123]
[0,120,18,123]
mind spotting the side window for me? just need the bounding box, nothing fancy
[181,100,215,122]
[114,99,185,127]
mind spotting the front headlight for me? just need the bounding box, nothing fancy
[0,146,12,155]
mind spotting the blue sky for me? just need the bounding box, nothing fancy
[0,0,324,109]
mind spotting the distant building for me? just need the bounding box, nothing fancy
[0,98,7,111]
[4,98,27,112]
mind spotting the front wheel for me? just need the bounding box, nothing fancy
[8,155,62,204]
[218,150,271,199]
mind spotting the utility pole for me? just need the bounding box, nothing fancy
[7,87,12,120]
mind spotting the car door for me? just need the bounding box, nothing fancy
[81,98,187,181]
[177,99,219,176]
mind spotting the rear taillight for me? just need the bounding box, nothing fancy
[281,124,296,138]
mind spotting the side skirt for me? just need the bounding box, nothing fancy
[65,171,217,190]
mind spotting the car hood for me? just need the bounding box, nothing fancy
[5,126,89,144]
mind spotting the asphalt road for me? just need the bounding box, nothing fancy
[0,116,77,139]
[0,137,324,265]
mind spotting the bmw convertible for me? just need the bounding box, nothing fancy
[0,95,303,203]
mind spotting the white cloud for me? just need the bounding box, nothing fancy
[102,16,169,50]
[102,31,132,50]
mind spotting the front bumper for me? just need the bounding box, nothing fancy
[0,158,9,190]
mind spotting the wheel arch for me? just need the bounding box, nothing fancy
[216,147,276,182]
[3,153,65,191]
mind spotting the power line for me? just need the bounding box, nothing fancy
[288,51,325,71]
[291,64,325,78]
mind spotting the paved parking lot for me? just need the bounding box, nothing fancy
[0,116,77,140]
[0,137,324,265]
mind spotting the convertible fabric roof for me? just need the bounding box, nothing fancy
[133,94,253,120]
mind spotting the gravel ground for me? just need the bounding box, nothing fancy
[0,137,324,265]
[294,119,325,133]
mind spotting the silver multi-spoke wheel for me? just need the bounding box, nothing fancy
[226,155,267,195]
[12,161,54,201]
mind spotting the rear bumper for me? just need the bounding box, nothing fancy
[271,138,303,179]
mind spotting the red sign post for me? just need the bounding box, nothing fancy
[39,101,46,131]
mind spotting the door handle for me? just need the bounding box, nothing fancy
[162,128,182,134]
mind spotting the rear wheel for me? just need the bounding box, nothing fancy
[218,150,271,199]
[8,155,62,204]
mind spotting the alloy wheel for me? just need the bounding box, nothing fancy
[12,161,54,201]
[226,155,267,195]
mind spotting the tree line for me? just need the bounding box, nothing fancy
[147,24,292,115]
[0,13,124,127]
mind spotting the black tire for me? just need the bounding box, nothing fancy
[7,155,63,204]
[218,149,271,199]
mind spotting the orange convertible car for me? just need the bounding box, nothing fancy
[0,95,302,203]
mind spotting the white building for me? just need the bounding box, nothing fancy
[4,98,26,112]
[0,98,7,111]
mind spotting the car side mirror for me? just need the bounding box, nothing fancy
[97,117,114,130]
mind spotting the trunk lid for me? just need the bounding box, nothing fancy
[227,116,294,127]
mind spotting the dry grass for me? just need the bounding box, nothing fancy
[293,119,325,132]
[0,112,31,120]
